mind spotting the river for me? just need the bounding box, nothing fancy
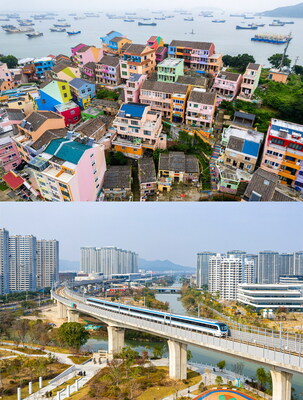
[1,11,302,66]
[83,292,303,398]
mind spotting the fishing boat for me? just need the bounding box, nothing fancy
[7,13,20,18]
[212,19,226,23]
[124,19,135,22]
[236,24,258,30]
[142,18,151,20]
[269,21,285,26]
[230,13,245,17]
[27,31,43,38]
[251,33,293,44]
[1,24,16,29]
[67,30,81,35]
[53,23,71,27]
[254,23,266,27]
[50,27,66,32]
[138,22,157,26]
[273,19,294,25]
[155,17,166,20]
[184,17,194,21]
[3,26,34,33]
[126,12,136,15]
[19,21,35,26]
[84,13,100,17]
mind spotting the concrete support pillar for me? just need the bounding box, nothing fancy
[75,379,79,391]
[107,325,125,358]
[168,340,187,380]
[67,309,79,323]
[58,302,67,319]
[39,376,42,389]
[66,385,71,397]
[270,369,293,400]
[57,391,61,400]
[17,387,22,400]
[29,381,32,394]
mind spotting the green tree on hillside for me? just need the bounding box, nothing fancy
[0,55,18,68]
[268,53,291,69]
[222,54,256,71]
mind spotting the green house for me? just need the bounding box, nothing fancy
[157,58,184,83]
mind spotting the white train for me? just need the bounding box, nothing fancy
[86,297,229,337]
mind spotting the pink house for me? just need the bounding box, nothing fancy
[186,90,217,129]
[74,45,104,68]
[0,108,25,135]
[0,136,22,172]
[30,136,107,201]
[71,43,87,60]
[212,71,243,101]
[155,46,168,63]
[124,73,147,103]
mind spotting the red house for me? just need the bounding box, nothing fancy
[54,101,81,126]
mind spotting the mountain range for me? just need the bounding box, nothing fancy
[59,258,194,273]
[259,2,303,18]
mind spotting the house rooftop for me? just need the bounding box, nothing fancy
[83,61,96,70]
[75,116,112,137]
[170,40,213,50]
[158,58,184,68]
[216,71,241,82]
[69,78,93,89]
[225,127,263,158]
[124,44,149,55]
[247,63,261,71]
[243,168,279,202]
[44,137,92,164]
[119,103,148,119]
[142,80,188,94]
[138,157,156,184]
[55,101,79,113]
[103,165,132,190]
[19,111,63,132]
[98,55,120,67]
[128,73,143,82]
[31,128,67,151]
[188,90,216,105]
[51,60,74,74]
[159,152,199,173]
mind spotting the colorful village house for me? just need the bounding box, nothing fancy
[69,78,96,109]
[35,79,72,112]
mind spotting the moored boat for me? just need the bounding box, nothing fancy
[251,33,293,44]
[138,22,157,26]
[53,23,71,27]
[26,31,43,38]
[124,19,135,22]
[50,27,66,32]
[67,30,81,35]
[236,24,258,30]
[184,17,194,21]
[212,19,226,23]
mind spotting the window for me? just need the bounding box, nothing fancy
[63,93,67,98]
[62,86,66,90]
[271,138,284,146]
[245,156,251,161]
[288,142,303,151]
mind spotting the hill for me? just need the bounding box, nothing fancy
[259,2,303,18]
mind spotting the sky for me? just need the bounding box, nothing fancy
[1,202,302,267]
[1,0,300,12]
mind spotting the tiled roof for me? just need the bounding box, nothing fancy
[98,55,120,67]
[243,168,279,202]
[103,165,132,189]
[83,61,96,70]
[138,157,156,184]
[2,171,24,190]
[159,152,199,173]
[52,60,73,73]
[76,45,91,53]
[142,80,188,94]
[21,111,62,131]
[110,36,124,43]
[247,63,261,71]
[217,71,241,82]
[69,78,92,89]
[177,75,207,87]
[5,108,24,121]
[188,90,216,105]
[31,128,67,151]
[170,40,212,50]
[74,116,111,137]
[124,44,148,55]
[156,46,166,54]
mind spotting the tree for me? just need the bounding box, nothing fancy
[222,53,256,71]
[293,65,303,75]
[57,322,90,351]
[187,349,193,361]
[0,55,18,68]
[217,360,226,371]
[256,367,268,390]
[268,53,291,69]
[215,375,223,386]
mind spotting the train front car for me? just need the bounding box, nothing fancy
[216,322,229,337]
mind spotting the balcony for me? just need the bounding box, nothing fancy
[281,159,301,170]
[279,169,297,181]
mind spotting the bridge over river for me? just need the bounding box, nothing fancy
[52,287,303,400]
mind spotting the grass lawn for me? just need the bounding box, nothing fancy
[5,380,42,400]
[0,349,14,357]
[138,369,201,400]
[69,385,90,399]
[0,182,8,191]
[68,355,91,364]
[12,346,46,355]
[50,376,79,397]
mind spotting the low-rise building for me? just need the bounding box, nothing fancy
[221,127,264,173]
[0,80,14,92]
[0,108,25,135]
[33,57,54,78]
[157,58,184,83]
[237,283,303,310]
[14,110,66,162]
[147,36,165,50]
[120,44,156,81]
[102,165,132,200]
[89,98,120,116]
[29,135,106,201]
[0,136,22,172]
[5,93,35,116]
[36,79,72,112]
[156,47,168,63]
[51,60,81,82]
[260,118,303,191]
[69,78,96,109]
[158,151,199,191]
[138,157,157,198]
[168,40,222,74]
[231,111,255,129]
[124,73,147,103]
[185,89,216,129]
[238,63,262,101]
[140,80,189,122]
[74,116,114,149]
[104,36,132,56]
[268,69,289,84]
[212,71,243,101]
[96,56,121,86]
[112,102,166,159]
[81,62,97,81]
[54,101,81,126]
[73,45,103,68]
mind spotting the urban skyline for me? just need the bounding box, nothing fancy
[1,202,302,267]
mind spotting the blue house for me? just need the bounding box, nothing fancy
[69,78,96,109]
[34,57,54,78]
[100,31,123,44]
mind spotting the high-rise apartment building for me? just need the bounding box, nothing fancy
[257,251,280,284]
[9,235,37,292]
[294,252,303,275]
[0,228,10,295]
[81,246,138,275]
[279,253,294,276]
[196,252,216,288]
[36,240,59,289]
[244,259,256,284]
[209,254,242,300]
